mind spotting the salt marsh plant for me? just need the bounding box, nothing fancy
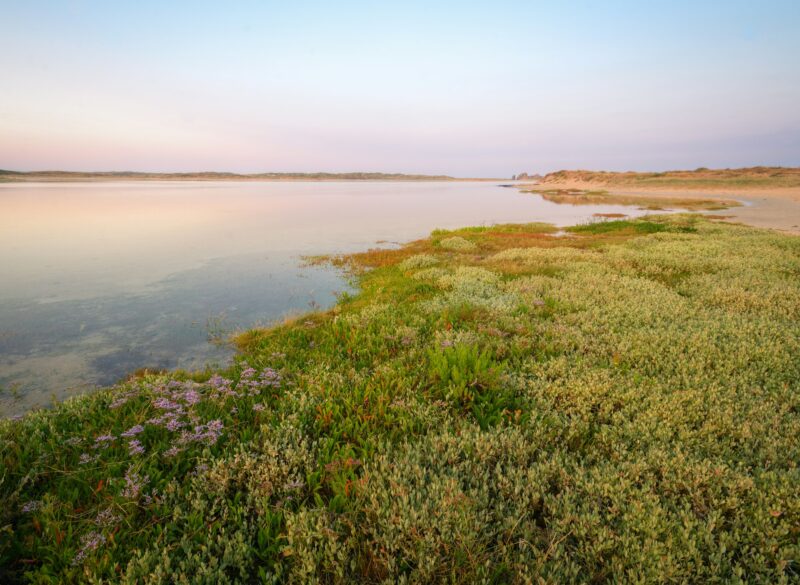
[438,236,478,252]
[1,215,799,583]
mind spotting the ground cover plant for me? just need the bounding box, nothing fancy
[527,189,739,211]
[1,215,799,583]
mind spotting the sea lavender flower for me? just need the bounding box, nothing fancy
[260,368,281,388]
[109,397,128,409]
[165,415,186,432]
[64,436,83,446]
[121,467,149,499]
[146,414,164,426]
[208,374,236,397]
[128,439,145,456]
[121,424,144,437]
[21,500,42,513]
[163,446,183,458]
[72,531,106,566]
[152,397,181,410]
[252,403,266,412]
[79,453,99,465]
[205,419,224,441]
[109,388,140,409]
[92,434,115,450]
[94,508,121,527]
[181,419,224,446]
[183,388,201,405]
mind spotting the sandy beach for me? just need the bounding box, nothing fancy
[526,180,800,234]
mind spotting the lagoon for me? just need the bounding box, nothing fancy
[0,180,659,414]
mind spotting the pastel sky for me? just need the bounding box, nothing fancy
[1,0,798,176]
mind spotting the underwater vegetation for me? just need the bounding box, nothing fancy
[1,215,799,583]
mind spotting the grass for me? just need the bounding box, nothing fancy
[1,216,799,583]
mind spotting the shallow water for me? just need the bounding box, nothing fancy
[1,180,659,414]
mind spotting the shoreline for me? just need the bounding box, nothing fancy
[522,181,800,234]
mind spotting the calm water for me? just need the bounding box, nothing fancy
[0,180,657,414]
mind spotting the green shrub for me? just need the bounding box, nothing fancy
[2,217,798,583]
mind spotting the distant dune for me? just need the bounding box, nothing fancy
[0,170,499,182]
[536,166,800,192]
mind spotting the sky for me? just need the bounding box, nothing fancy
[1,0,798,177]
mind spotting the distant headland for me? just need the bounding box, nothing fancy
[0,170,501,182]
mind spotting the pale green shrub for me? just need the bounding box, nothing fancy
[439,236,477,252]
[398,254,439,271]
[423,268,519,315]
[490,245,596,266]
[411,266,449,282]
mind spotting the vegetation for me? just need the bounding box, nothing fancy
[538,166,800,190]
[1,216,799,583]
[528,188,739,210]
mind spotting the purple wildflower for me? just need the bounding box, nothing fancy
[205,419,223,440]
[208,374,236,397]
[152,397,181,410]
[94,508,121,527]
[109,388,139,409]
[64,436,83,446]
[121,424,144,437]
[121,467,149,499]
[79,453,99,465]
[21,500,42,513]
[109,396,129,409]
[165,416,186,432]
[180,419,224,446]
[440,340,454,348]
[72,531,106,566]
[183,388,201,405]
[92,434,115,449]
[260,368,281,388]
[128,439,145,456]
[253,403,266,412]
[163,446,183,458]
